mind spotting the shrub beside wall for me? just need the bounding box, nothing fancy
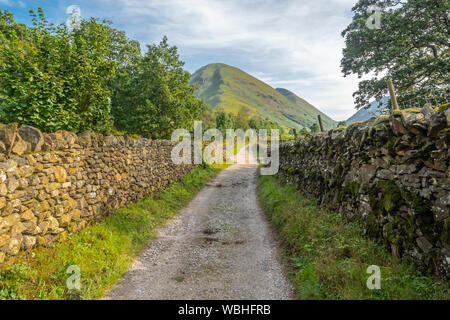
[278,105,450,277]
[0,124,194,263]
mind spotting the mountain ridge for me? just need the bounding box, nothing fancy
[346,97,389,125]
[190,63,337,130]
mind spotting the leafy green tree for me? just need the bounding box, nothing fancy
[201,104,217,130]
[216,111,235,133]
[106,22,144,132]
[0,9,116,132]
[248,115,282,133]
[337,121,347,127]
[235,107,250,130]
[0,9,27,38]
[102,21,141,69]
[111,36,203,139]
[249,117,262,130]
[341,0,449,110]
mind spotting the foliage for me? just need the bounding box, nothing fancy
[214,107,283,135]
[0,9,116,133]
[235,107,250,130]
[111,36,204,139]
[215,110,236,134]
[201,103,217,130]
[0,9,204,137]
[342,0,450,110]
[0,166,220,300]
[258,173,450,300]
[102,20,141,69]
[248,116,282,132]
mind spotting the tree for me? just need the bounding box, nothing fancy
[309,123,319,134]
[216,111,235,133]
[111,36,204,139]
[102,20,141,69]
[202,104,217,130]
[0,9,204,137]
[247,115,283,133]
[341,0,449,110]
[248,117,262,130]
[235,107,250,130]
[0,9,27,38]
[0,9,116,133]
[337,121,347,127]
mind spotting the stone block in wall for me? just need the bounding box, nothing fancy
[18,125,44,152]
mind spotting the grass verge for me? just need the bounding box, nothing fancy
[258,173,450,300]
[0,166,220,300]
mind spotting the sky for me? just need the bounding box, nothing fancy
[1,0,363,121]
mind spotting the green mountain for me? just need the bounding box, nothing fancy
[190,63,336,130]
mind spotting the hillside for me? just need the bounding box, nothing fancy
[190,63,337,130]
[346,97,389,125]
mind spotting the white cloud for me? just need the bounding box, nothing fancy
[96,0,361,120]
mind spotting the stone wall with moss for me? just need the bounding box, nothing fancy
[0,124,194,263]
[278,105,450,277]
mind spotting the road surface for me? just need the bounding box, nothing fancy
[104,145,293,300]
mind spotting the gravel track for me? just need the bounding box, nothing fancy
[104,146,293,300]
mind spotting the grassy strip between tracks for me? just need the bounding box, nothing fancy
[258,173,449,300]
[0,165,220,300]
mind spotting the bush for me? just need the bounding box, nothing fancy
[0,9,116,133]
[111,36,204,139]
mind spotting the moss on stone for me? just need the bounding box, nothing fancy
[402,190,431,215]
[383,190,400,213]
[338,182,360,202]
[327,178,336,188]
[364,209,383,238]
[437,128,450,137]
[436,103,449,112]
[392,107,422,115]
[368,180,403,214]
[384,136,401,153]
[368,115,390,137]
[328,145,334,156]
[346,121,363,131]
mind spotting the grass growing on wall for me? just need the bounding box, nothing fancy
[258,173,450,300]
[0,166,220,300]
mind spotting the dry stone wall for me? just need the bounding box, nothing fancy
[0,124,194,263]
[278,105,450,277]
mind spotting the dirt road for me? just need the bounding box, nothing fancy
[104,146,293,300]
